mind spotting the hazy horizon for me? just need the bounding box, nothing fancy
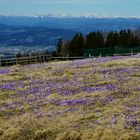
[0,0,139,17]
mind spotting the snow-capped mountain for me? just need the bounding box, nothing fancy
[0,15,140,33]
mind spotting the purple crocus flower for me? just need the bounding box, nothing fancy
[0,69,10,74]
[0,82,15,90]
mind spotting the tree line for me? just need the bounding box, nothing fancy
[54,29,140,57]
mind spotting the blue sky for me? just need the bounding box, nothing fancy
[0,0,140,17]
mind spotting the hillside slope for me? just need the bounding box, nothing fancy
[0,55,140,139]
[0,24,77,46]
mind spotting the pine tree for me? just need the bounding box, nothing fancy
[56,38,63,56]
[69,33,84,56]
[106,32,119,47]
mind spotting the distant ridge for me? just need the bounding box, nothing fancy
[0,14,140,19]
[0,15,140,33]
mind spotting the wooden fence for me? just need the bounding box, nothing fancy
[0,55,86,67]
[0,52,138,67]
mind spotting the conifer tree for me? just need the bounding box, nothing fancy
[69,33,84,56]
[56,38,63,56]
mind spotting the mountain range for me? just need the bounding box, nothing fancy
[0,15,140,33]
[0,15,140,57]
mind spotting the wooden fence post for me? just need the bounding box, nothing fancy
[39,52,41,63]
[43,53,45,62]
[131,50,133,56]
[15,54,18,65]
[0,56,1,67]
[30,53,32,63]
[89,54,91,58]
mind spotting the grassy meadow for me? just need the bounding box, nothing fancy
[0,55,140,140]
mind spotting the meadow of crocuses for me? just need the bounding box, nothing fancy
[0,55,140,140]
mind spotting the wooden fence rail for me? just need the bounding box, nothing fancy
[0,55,87,67]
